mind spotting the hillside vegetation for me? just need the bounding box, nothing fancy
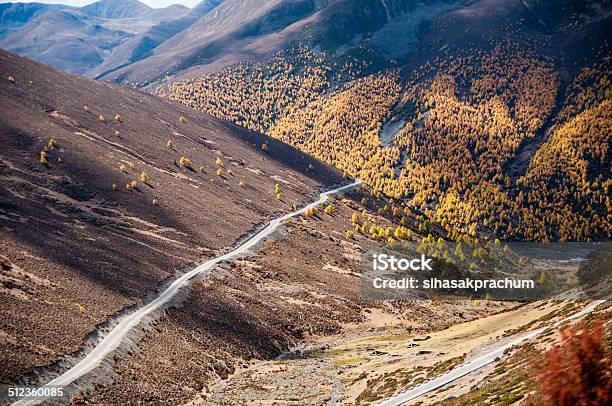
[165,1,611,242]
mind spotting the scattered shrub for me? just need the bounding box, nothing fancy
[152,198,158,205]
[274,183,283,200]
[112,183,117,190]
[304,207,317,217]
[114,130,121,137]
[179,116,186,124]
[261,142,269,151]
[216,168,223,176]
[114,114,123,122]
[345,230,354,239]
[239,181,245,188]
[83,105,91,112]
[179,156,192,168]
[98,114,105,122]
[119,164,128,173]
[39,150,47,164]
[324,204,334,214]
[7,74,15,83]
[139,172,150,183]
[215,157,223,166]
[166,140,174,149]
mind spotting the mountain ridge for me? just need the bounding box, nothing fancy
[0,0,192,74]
[80,0,153,19]
[86,0,223,80]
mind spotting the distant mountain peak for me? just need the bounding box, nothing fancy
[80,0,153,19]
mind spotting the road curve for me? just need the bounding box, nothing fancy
[14,180,362,406]
[377,298,608,406]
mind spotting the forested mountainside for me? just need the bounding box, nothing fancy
[163,0,611,242]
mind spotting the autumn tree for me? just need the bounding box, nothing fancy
[537,322,611,406]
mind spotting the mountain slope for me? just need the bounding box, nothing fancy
[100,0,325,84]
[143,3,190,20]
[99,0,459,85]
[0,8,140,74]
[0,48,343,382]
[0,2,68,37]
[0,0,458,84]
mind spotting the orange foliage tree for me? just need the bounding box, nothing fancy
[537,321,611,406]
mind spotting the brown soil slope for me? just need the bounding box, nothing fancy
[0,49,343,383]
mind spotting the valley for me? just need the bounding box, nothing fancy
[203,299,609,405]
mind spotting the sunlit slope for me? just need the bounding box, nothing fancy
[165,0,611,241]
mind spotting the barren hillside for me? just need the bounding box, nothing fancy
[0,48,343,383]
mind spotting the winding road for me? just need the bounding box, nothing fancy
[14,180,361,406]
[377,297,608,406]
